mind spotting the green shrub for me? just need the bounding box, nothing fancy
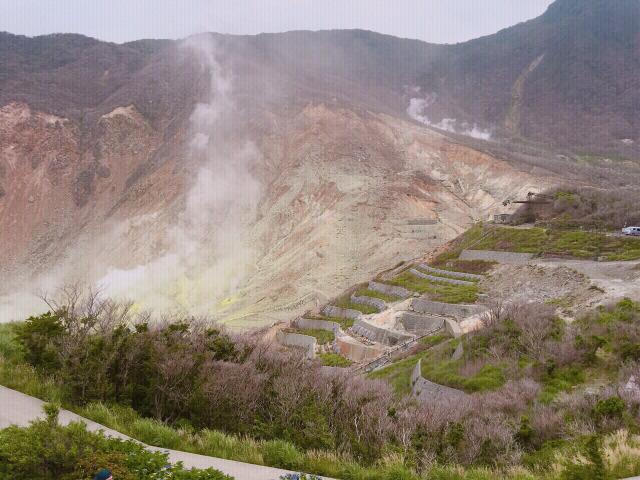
[0,405,231,480]
[318,352,352,367]
[15,312,64,374]
[561,436,606,480]
[540,367,586,403]
[593,397,625,420]
[262,440,304,470]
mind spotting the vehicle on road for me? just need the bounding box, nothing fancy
[622,226,640,236]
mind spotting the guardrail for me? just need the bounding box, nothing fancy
[353,325,444,373]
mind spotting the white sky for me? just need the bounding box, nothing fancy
[0,0,554,44]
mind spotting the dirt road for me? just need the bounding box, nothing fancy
[532,258,640,303]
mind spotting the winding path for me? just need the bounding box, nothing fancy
[0,385,298,480]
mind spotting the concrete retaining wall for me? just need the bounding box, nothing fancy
[451,342,464,361]
[322,305,362,321]
[276,330,316,359]
[444,318,463,338]
[336,336,383,362]
[411,298,487,318]
[351,294,386,312]
[418,264,483,281]
[294,317,341,334]
[397,312,444,335]
[368,281,412,299]
[352,319,415,346]
[409,269,475,286]
[411,359,466,400]
[460,249,534,264]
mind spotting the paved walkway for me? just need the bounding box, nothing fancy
[0,385,297,480]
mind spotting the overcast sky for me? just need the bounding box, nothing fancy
[0,0,555,45]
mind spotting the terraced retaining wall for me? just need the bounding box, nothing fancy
[444,318,463,338]
[397,312,443,335]
[276,330,316,359]
[351,294,386,311]
[411,359,466,400]
[352,319,415,346]
[459,249,534,264]
[409,268,475,286]
[294,317,341,333]
[411,298,487,318]
[322,305,362,321]
[368,281,412,299]
[336,335,383,362]
[418,264,483,281]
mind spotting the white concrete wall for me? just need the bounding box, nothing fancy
[336,335,383,362]
[418,264,483,281]
[351,294,386,311]
[352,318,415,346]
[459,249,534,264]
[409,268,475,286]
[294,317,341,333]
[368,281,412,299]
[396,312,443,334]
[411,359,466,400]
[276,330,316,359]
[322,305,362,321]
[410,298,487,318]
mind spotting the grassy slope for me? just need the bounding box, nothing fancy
[318,352,352,367]
[387,271,479,304]
[469,225,640,260]
[354,287,400,303]
[368,335,450,396]
[334,296,379,314]
[4,314,640,479]
[375,299,640,405]
[285,327,334,345]
[303,314,354,330]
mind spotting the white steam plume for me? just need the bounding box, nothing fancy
[407,96,492,141]
[96,35,262,317]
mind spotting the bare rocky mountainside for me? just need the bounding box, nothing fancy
[0,0,638,325]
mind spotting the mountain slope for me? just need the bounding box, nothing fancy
[416,0,640,154]
[0,0,638,324]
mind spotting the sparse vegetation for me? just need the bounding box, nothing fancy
[334,296,379,314]
[303,314,355,330]
[317,353,352,367]
[354,287,400,303]
[388,272,479,304]
[517,187,640,231]
[3,289,640,480]
[369,335,452,396]
[285,328,334,345]
[0,404,231,480]
[464,225,640,260]
[431,259,497,275]
[415,265,481,282]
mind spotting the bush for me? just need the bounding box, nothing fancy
[262,440,304,470]
[15,312,64,374]
[318,352,352,367]
[593,397,626,420]
[0,405,231,480]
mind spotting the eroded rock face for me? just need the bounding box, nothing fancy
[0,102,168,279]
[0,99,559,325]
